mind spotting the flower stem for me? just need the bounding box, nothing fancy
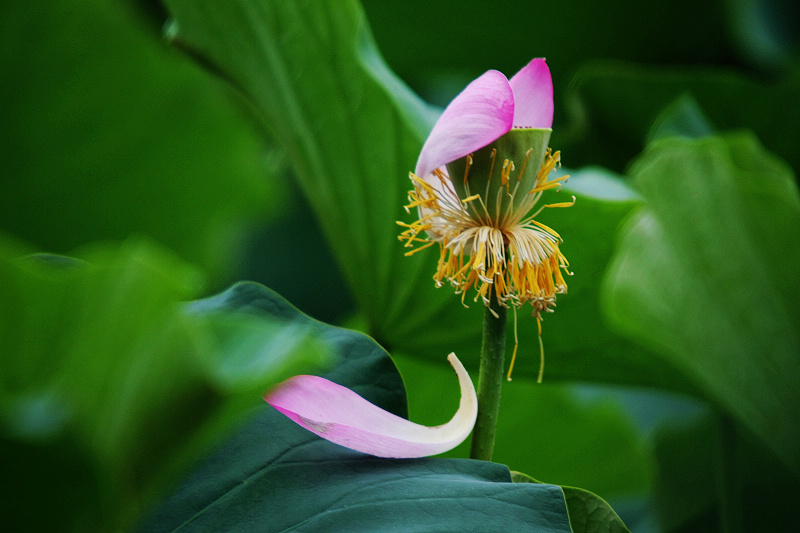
[469,296,507,461]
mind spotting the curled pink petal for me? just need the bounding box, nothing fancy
[264,353,477,458]
[508,58,553,129]
[415,70,514,179]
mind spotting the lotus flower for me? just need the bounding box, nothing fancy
[399,58,572,320]
[265,353,477,458]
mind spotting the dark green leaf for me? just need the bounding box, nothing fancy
[725,0,800,70]
[361,0,732,110]
[650,411,721,532]
[186,290,330,394]
[565,61,800,173]
[142,435,571,532]
[185,281,404,417]
[139,304,574,532]
[511,471,631,533]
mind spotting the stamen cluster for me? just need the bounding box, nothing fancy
[398,148,573,319]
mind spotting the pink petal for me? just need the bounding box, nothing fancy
[264,353,478,458]
[415,70,514,179]
[508,58,553,129]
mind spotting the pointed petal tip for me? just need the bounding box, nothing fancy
[509,57,554,129]
[415,70,514,178]
[264,353,477,459]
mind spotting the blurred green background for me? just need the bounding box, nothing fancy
[2,0,799,531]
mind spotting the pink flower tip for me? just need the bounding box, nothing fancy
[509,58,553,129]
[264,353,478,458]
[415,57,554,181]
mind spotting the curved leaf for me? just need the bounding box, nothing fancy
[602,132,800,474]
[161,0,440,338]
[140,295,573,531]
[511,471,631,533]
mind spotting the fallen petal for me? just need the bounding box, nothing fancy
[509,58,553,129]
[415,70,514,179]
[264,353,477,458]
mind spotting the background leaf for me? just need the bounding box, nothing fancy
[161,0,440,336]
[562,60,800,173]
[0,242,332,531]
[602,132,800,474]
[0,0,276,279]
[360,0,735,111]
[510,471,632,533]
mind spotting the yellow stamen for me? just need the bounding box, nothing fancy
[516,148,533,183]
[402,240,436,256]
[543,196,576,210]
[507,305,519,381]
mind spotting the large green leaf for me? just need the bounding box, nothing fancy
[0,0,275,277]
[161,0,440,335]
[602,132,800,474]
[649,411,722,531]
[184,281,405,419]
[139,287,578,532]
[647,407,800,532]
[0,242,331,531]
[142,435,571,532]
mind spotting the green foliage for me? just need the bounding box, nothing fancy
[160,0,444,341]
[603,132,800,475]
[0,0,275,277]
[145,453,571,532]
[360,0,733,106]
[0,242,331,531]
[393,353,653,500]
[140,291,577,532]
[563,61,800,173]
[511,471,632,533]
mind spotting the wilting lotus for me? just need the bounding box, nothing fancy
[398,58,572,320]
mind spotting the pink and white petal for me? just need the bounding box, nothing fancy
[415,70,514,179]
[508,58,553,129]
[264,353,477,459]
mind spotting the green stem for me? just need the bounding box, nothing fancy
[469,297,507,461]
